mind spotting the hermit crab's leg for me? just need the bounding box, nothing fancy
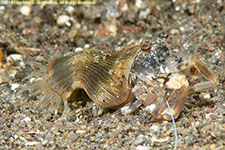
[150,56,219,121]
[167,56,218,93]
[189,59,219,93]
[150,73,189,121]
[121,99,142,115]
[61,98,70,118]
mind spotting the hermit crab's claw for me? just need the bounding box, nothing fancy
[190,59,219,93]
[149,58,219,121]
[150,73,189,121]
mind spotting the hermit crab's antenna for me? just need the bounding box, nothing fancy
[165,100,178,150]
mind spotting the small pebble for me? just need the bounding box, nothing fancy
[135,134,148,145]
[106,23,117,37]
[76,130,86,134]
[170,29,179,34]
[20,5,31,16]
[74,47,83,52]
[41,140,48,145]
[139,8,151,19]
[175,6,180,11]
[135,0,146,9]
[179,26,185,32]
[84,44,90,49]
[97,109,104,116]
[57,15,70,26]
[24,141,39,146]
[0,6,5,11]
[68,30,78,39]
[74,23,81,29]
[192,111,200,118]
[22,117,31,122]
[106,6,120,18]
[120,2,128,12]
[136,146,151,150]
[10,83,20,91]
[205,113,213,119]
[203,93,211,99]
[22,28,31,35]
[151,136,169,143]
[66,6,75,14]
[150,125,159,132]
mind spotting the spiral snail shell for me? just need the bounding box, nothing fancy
[32,37,218,121]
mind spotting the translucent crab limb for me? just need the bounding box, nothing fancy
[150,74,189,121]
[149,58,219,121]
[121,99,142,115]
[190,59,219,93]
[61,98,70,118]
[167,56,218,89]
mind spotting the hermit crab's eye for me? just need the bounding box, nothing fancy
[155,46,168,56]
[159,32,169,39]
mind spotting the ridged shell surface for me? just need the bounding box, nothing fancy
[46,44,142,109]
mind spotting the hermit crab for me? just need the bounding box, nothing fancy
[31,34,218,121]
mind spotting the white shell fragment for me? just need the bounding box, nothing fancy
[74,47,84,52]
[135,0,145,9]
[151,136,169,143]
[10,83,20,91]
[65,6,75,14]
[150,125,159,132]
[20,5,31,16]
[24,141,40,146]
[57,15,70,26]
[76,130,86,134]
[139,8,151,19]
